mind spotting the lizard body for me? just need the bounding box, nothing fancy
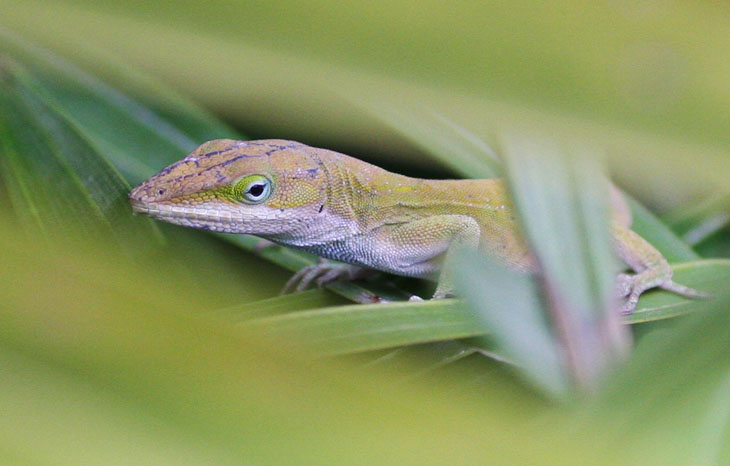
[129,139,704,313]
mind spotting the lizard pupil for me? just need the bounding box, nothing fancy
[248,184,264,197]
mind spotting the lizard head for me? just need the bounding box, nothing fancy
[129,139,328,234]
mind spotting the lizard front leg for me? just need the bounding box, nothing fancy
[612,225,707,314]
[381,215,481,299]
[280,215,480,298]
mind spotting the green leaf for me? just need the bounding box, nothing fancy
[662,193,730,257]
[0,60,161,249]
[663,193,730,242]
[586,295,730,464]
[500,134,630,392]
[693,231,730,259]
[627,196,700,263]
[240,299,482,356]
[456,254,569,398]
[0,27,238,184]
[213,289,348,321]
[352,96,503,178]
[236,258,729,363]
[354,340,483,378]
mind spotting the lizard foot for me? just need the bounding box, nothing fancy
[615,272,709,315]
[281,259,372,294]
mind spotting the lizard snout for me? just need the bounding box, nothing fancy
[128,180,172,204]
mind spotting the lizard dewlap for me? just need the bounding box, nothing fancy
[130,139,706,314]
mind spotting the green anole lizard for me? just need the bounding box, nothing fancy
[129,139,705,314]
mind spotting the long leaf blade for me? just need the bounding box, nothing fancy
[240,299,482,355]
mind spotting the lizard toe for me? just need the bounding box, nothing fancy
[281,265,319,294]
[282,261,372,294]
[614,273,634,299]
[295,266,328,292]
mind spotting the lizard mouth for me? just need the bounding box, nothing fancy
[129,196,291,236]
[129,200,177,218]
[130,200,239,232]
[129,199,150,216]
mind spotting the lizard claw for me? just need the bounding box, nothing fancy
[281,259,372,295]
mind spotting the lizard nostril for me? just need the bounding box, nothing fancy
[157,188,166,196]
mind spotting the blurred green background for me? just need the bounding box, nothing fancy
[1,0,730,464]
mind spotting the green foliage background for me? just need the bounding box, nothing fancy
[1,0,730,464]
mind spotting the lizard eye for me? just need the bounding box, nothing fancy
[232,175,272,204]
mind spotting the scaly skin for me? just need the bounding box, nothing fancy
[129,139,705,313]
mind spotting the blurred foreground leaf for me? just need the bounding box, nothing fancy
[663,193,730,259]
[499,134,629,393]
[456,254,568,398]
[0,221,574,465]
[2,215,729,464]
[586,294,730,465]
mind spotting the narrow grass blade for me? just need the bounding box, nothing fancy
[456,253,569,398]
[663,194,730,257]
[226,258,728,366]
[239,299,482,356]
[627,197,699,262]
[355,340,482,380]
[500,134,630,393]
[351,96,502,178]
[213,289,348,322]
[232,258,730,358]
[0,27,237,183]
